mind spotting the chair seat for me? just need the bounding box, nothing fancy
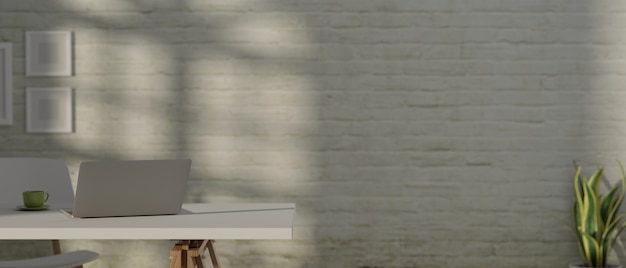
[0,250,99,268]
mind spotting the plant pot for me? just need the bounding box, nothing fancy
[569,262,622,268]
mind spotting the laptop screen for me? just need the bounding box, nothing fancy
[70,159,191,218]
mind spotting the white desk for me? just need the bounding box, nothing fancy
[0,203,296,268]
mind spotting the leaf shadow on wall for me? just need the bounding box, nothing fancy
[0,1,323,267]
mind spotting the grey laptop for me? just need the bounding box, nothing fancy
[61,159,191,218]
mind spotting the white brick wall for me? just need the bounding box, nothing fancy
[0,0,624,267]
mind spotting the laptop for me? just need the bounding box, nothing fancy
[61,159,191,218]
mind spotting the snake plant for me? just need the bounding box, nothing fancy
[573,162,626,268]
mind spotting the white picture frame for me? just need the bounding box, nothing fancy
[0,43,12,125]
[26,31,72,76]
[26,87,73,133]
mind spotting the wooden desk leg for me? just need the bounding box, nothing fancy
[183,251,190,268]
[186,249,194,268]
[51,240,61,255]
[193,255,205,268]
[170,245,183,268]
[188,241,205,268]
[181,244,189,268]
[172,240,220,268]
[51,240,84,268]
[207,240,220,268]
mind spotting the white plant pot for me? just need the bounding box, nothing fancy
[569,262,622,268]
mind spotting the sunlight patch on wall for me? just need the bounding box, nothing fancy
[215,12,315,61]
[36,2,321,266]
[68,33,178,160]
[186,72,320,191]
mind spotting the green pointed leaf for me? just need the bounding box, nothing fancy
[582,180,599,238]
[600,187,618,221]
[589,168,604,197]
[581,232,601,267]
[571,162,626,268]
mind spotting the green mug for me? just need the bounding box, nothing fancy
[22,191,49,208]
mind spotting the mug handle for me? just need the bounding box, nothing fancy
[44,192,49,202]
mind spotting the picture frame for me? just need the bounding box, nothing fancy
[0,43,11,125]
[25,31,72,76]
[26,87,73,133]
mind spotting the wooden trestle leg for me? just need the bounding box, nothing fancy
[170,240,219,268]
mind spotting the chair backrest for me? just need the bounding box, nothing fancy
[0,158,74,205]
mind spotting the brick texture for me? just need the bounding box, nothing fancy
[0,0,623,267]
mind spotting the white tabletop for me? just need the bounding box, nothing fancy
[0,203,295,240]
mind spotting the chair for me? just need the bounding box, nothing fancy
[0,158,99,268]
[0,250,98,268]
